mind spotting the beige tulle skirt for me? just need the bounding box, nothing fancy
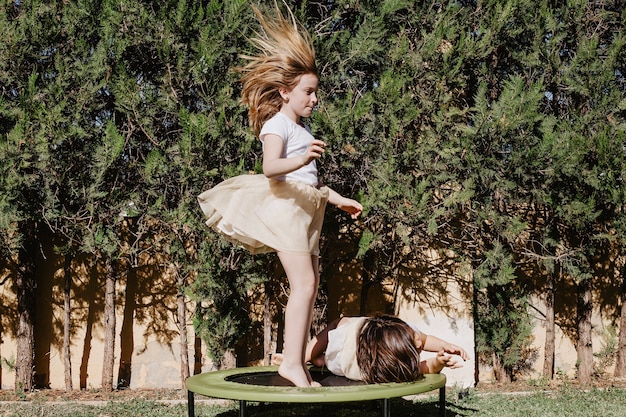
[197,174,329,256]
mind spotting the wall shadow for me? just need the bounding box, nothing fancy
[2,222,184,391]
[518,240,623,346]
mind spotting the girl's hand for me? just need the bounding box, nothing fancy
[326,189,362,219]
[436,350,463,369]
[301,139,326,166]
[442,343,470,361]
[336,197,363,219]
[263,136,327,178]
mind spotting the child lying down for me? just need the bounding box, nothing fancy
[275,313,469,384]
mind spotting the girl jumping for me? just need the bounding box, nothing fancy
[198,2,362,388]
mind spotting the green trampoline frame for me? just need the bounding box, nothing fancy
[186,366,446,417]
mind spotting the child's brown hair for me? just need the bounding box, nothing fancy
[356,314,423,384]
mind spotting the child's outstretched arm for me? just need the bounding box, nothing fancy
[421,334,469,361]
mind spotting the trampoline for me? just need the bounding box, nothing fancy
[186,366,446,417]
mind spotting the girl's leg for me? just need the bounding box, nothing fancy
[303,255,321,382]
[276,252,320,387]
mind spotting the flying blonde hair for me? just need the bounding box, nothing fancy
[239,1,318,137]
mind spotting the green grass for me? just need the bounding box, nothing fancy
[0,388,624,417]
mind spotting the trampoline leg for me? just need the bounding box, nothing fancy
[239,399,247,417]
[439,386,446,417]
[383,398,390,417]
[187,391,195,417]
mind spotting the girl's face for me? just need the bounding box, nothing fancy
[279,73,319,121]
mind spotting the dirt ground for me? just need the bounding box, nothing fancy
[1,376,625,403]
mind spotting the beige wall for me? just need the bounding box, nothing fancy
[0,239,621,389]
[527,295,616,379]
[2,327,170,390]
[0,293,615,390]
[0,298,200,390]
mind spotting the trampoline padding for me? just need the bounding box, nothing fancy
[186,366,446,403]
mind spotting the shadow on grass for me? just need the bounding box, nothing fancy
[211,397,466,417]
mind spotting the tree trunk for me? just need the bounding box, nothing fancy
[177,269,190,388]
[263,281,272,366]
[576,277,594,384]
[615,261,626,377]
[220,350,236,370]
[79,260,99,389]
[117,265,137,389]
[543,268,556,379]
[101,257,117,391]
[492,352,511,383]
[63,255,73,392]
[15,228,37,392]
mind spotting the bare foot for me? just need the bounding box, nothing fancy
[275,356,321,387]
[278,363,316,387]
[275,352,325,369]
[304,366,321,387]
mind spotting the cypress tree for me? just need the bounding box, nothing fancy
[310,0,625,381]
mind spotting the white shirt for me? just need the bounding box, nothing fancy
[325,317,367,380]
[259,112,318,186]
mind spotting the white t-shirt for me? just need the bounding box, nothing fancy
[325,317,367,380]
[259,112,318,186]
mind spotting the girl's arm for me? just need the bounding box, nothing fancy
[327,188,363,219]
[262,134,326,178]
[305,317,344,367]
[421,334,469,361]
[263,134,362,219]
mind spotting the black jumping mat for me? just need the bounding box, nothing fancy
[225,369,366,387]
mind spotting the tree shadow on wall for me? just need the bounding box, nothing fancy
[0,225,184,391]
[519,241,622,345]
[392,248,474,325]
[0,255,20,388]
[238,255,284,367]
[112,254,184,389]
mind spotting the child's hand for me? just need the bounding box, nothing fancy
[302,139,326,166]
[442,343,469,361]
[337,197,363,219]
[436,350,463,369]
[326,189,362,219]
